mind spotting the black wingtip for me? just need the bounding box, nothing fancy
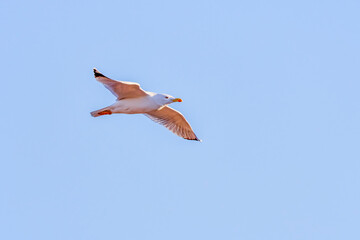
[186,136,202,142]
[93,68,106,78]
[194,134,202,142]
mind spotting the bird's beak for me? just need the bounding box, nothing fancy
[172,98,183,102]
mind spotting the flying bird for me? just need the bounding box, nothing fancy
[91,68,200,141]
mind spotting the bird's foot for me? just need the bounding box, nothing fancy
[98,110,112,115]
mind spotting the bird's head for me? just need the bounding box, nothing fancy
[153,93,182,106]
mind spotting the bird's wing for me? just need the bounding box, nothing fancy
[93,68,148,99]
[145,106,200,141]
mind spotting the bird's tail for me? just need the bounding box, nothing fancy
[90,107,112,117]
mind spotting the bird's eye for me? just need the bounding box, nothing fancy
[165,96,169,99]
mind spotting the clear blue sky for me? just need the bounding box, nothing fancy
[1,0,360,239]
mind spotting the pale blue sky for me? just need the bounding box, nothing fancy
[1,0,360,239]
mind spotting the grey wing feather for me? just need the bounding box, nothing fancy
[145,106,200,141]
[93,68,148,99]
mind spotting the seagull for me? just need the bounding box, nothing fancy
[91,68,201,141]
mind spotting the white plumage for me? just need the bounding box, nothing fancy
[91,68,200,141]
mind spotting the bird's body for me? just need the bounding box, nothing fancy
[91,68,200,141]
[91,95,158,115]
[112,96,159,114]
